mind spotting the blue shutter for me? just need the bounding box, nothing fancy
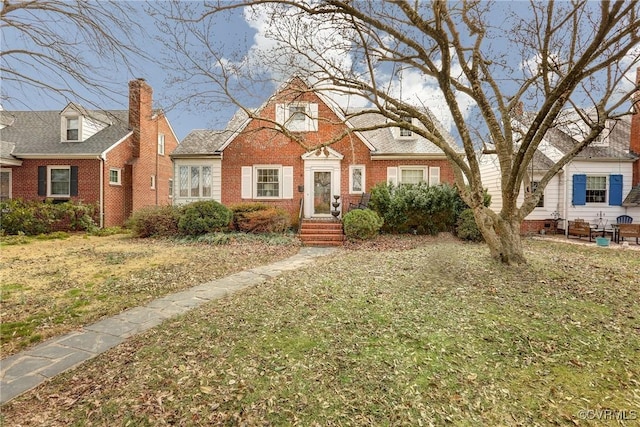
[572,174,586,206]
[609,174,622,206]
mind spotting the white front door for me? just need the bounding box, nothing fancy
[302,147,344,219]
[313,170,332,216]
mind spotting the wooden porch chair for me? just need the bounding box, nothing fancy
[616,215,633,224]
[348,193,371,211]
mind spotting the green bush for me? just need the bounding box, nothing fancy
[343,209,384,240]
[370,183,459,235]
[0,199,97,235]
[178,200,232,236]
[455,209,484,242]
[230,203,290,233]
[127,205,181,238]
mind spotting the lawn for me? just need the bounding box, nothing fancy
[1,236,639,425]
[0,232,300,356]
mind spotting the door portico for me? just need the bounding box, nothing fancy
[302,147,343,218]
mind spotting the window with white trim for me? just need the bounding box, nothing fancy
[256,167,280,198]
[0,169,11,200]
[586,176,606,203]
[168,179,173,198]
[151,175,156,190]
[48,166,71,197]
[158,133,165,155]
[241,165,293,199]
[399,116,412,137]
[66,117,79,141]
[349,165,365,194]
[399,167,426,184]
[276,103,318,132]
[178,165,212,198]
[109,168,121,185]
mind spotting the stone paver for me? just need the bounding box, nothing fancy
[0,246,335,405]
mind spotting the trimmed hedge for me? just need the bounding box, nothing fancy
[230,203,290,233]
[178,200,233,236]
[343,209,384,240]
[127,205,182,238]
[0,199,97,235]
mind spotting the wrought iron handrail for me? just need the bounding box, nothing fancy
[298,197,304,234]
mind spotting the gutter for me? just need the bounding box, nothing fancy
[99,153,105,228]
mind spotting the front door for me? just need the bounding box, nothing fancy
[313,170,332,216]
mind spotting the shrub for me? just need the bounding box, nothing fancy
[230,203,290,233]
[343,209,384,240]
[0,199,97,235]
[178,200,232,236]
[370,183,459,234]
[455,209,484,242]
[127,205,181,238]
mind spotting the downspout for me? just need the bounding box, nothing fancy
[156,118,159,206]
[562,165,568,236]
[99,154,105,228]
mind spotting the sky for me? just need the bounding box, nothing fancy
[1,1,638,142]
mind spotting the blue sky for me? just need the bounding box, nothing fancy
[1,1,638,142]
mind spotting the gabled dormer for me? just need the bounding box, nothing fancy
[60,102,110,142]
[389,115,415,140]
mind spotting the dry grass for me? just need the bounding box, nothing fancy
[2,235,639,426]
[0,232,299,356]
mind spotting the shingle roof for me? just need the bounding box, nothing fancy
[173,106,460,157]
[0,110,131,156]
[346,109,461,155]
[518,111,636,161]
[171,109,249,157]
[623,185,640,207]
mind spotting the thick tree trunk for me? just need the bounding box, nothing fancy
[473,207,526,265]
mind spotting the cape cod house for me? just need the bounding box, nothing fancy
[0,79,179,227]
[171,78,462,239]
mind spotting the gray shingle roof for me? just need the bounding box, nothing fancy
[518,111,636,161]
[171,109,250,157]
[623,185,640,207]
[173,106,460,157]
[346,109,461,155]
[0,110,131,156]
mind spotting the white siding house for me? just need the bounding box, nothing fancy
[479,115,639,233]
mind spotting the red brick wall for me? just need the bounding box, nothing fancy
[9,159,101,204]
[127,79,178,213]
[630,68,640,186]
[221,82,456,219]
[103,136,134,227]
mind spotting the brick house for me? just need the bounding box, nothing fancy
[622,67,640,208]
[0,79,179,227]
[171,77,461,223]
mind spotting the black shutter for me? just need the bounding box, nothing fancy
[70,166,79,196]
[38,166,46,196]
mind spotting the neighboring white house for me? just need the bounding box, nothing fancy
[479,113,639,234]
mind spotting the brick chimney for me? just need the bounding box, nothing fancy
[631,68,640,185]
[128,78,153,158]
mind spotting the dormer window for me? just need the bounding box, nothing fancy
[66,117,79,141]
[399,116,412,137]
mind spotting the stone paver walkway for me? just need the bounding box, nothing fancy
[0,246,336,405]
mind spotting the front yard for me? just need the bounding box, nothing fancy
[0,232,299,357]
[1,236,639,425]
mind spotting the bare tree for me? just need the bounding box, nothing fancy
[158,0,640,264]
[1,0,147,107]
